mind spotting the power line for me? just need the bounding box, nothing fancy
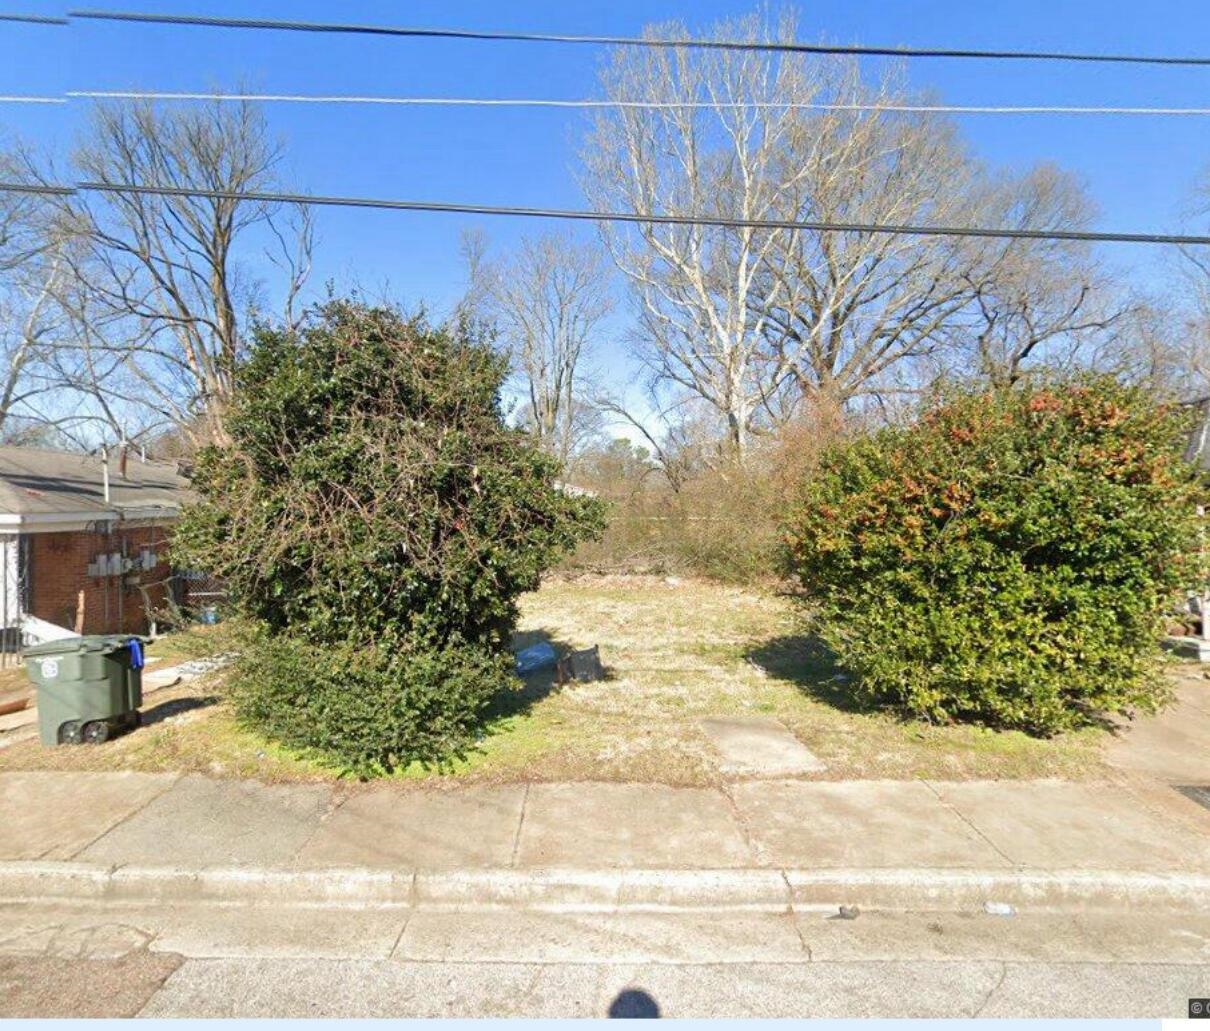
[0,12,67,25]
[6,91,1209,119]
[0,183,75,196]
[66,10,1210,67]
[51,91,1210,116]
[3,180,1208,247]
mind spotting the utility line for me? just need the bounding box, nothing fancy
[65,10,1210,67]
[0,96,65,104]
[0,12,67,25]
[0,183,75,196]
[3,180,1208,246]
[38,91,1210,116]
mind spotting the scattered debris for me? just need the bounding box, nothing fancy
[0,695,30,717]
[515,642,558,674]
[983,901,1016,916]
[558,645,605,684]
[835,905,860,920]
[175,653,238,678]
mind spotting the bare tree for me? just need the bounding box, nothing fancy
[1100,298,1207,399]
[754,67,987,417]
[1177,170,1210,396]
[583,11,821,458]
[1110,171,1210,401]
[471,231,613,467]
[592,388,715,492]
[0,144,69,438]
[1077,172,1210,401]
[50,98,313,446]
[962,165,1120,388]
[584,10,1129,449]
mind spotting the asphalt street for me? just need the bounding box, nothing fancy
[2,903,1208,1018]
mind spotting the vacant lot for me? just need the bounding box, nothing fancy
[473,575,1108,784]
[0,575,1123,784]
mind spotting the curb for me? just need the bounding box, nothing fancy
[784,868,1210,912]
[2,861,1209,913]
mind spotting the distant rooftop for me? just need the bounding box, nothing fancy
[0,446,190,523]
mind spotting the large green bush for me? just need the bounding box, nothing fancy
[227,634,517,771]
[175,300,605,772]
[783,378,1201,734]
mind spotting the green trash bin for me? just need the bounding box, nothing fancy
[24,636,145,746]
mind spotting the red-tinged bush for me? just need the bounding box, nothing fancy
[783,377,1202,734]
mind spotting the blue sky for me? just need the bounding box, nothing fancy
[2,0,1209,410]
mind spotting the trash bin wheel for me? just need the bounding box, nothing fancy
[82,720,110,745]
[58,721,83,745]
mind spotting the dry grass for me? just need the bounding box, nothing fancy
[444,574,1110,785]
[0,575,1127,784]
[0,664,30,702]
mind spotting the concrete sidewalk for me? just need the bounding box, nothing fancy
[5,677,1209,1018]
[2,769,1209,912]
[4,768,1210,1018]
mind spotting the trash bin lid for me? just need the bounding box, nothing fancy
[24,634,132,657]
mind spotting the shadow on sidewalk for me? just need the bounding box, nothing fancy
[608,988,661,1018]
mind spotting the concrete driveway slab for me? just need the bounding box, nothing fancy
[932,780,1210,871]
[0,772,177,860]
[1106,680,1210,783]
[516,783,754,868]
[699,717,826,776]
[77,775,333,867]
[1172,672,1210,714]
[296,785,525,869]
[730,780,1008,868]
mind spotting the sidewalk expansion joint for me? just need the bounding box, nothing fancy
[509,782,531,868]
[60,775,182,862]
[921,779,1016,867]
[716,780,764,867]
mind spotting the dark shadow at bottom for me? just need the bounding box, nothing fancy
[608,988,661,1018]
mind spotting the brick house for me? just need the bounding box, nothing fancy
[0,446,192,643]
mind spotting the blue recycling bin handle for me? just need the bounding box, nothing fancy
[127,637,145,670]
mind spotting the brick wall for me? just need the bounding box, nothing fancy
[27,524,176,635]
